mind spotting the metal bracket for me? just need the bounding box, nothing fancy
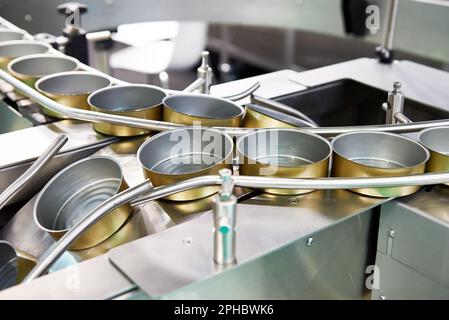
[383,82,407,124]
[183,51,213,94]
[213,169,237,266]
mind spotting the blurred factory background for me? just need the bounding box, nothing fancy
[2,0,449,90]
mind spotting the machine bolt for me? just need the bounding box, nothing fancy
[306,237,315,246]
[393,81,401,92]
[387,228,395,238]
[288,197,298,205]
[182,237,194,246]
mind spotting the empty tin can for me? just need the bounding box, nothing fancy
[34,156,132,250]
[35,71,112,118]
[163,94,244,127]
[237,128,331,195]
[138,127,234,201]
[88,84,167,136]
[419,126,449,185]
[8,53,79,88]
[332,131,429,197]
[0,40,51,69]
[0,30,25,43]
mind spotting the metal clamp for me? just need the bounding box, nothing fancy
[182,51,259,102]
[382,82,406,124]
[213,169,237,266]
[183,51,213,94]
[197,51,213,94]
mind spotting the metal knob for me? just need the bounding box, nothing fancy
[57,2,88,34]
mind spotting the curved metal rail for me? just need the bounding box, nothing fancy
[23,171,449,282]
[0,134,68,210]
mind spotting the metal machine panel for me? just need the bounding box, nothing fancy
[0,101,32,134]
[373,186,449,299]
[373,252,449,300]
[161,209,376,300]
[109,190,385,299]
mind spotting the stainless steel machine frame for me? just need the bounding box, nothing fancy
[2,11,449,299]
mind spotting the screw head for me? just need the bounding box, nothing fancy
[288,197,298,205]
[306,237,315,246]
[388,229,395,238]
[182,237,194,246]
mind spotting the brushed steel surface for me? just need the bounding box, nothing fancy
[88,84,167,137]
[332,131,429,197]
[372,252,449,300]
[163,208,376,299]
[373,186,449,299]
[0,100,32,135]
[108,189,387,298]
[0,254,136,300]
